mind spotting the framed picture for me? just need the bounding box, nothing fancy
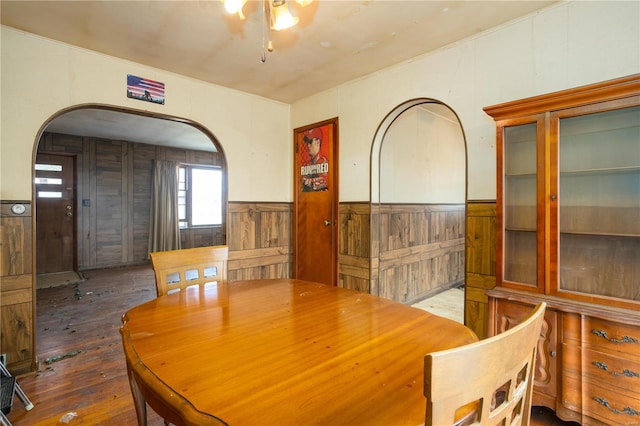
[298,124,331,192]
[127,74,165,105]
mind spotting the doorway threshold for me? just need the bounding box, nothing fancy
[36,271,85,289]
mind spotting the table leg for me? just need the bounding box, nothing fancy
[127,365,147,426]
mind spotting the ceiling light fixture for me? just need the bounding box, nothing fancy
[223,0,312,62]
[224,0,248,18]
[271,0,298,31]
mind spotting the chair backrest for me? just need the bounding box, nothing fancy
[424,302,546,426]
[149,245,228,297]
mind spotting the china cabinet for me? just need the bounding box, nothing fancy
[484,75,639,425]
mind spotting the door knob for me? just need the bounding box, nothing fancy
[323,219,331,226]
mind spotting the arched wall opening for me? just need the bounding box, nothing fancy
[32,104,227,273]
[370,98,468,306]
[31,103,228,356]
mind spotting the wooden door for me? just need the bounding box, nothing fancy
[36,153,76,274]
[293,118,339,286]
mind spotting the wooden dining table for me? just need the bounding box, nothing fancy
[120,279,478,426]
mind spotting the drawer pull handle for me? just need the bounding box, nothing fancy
[593,397,640,417]
[592,361,640,378]
[592,329,639,344]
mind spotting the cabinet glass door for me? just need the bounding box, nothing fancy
[558,105,640,301]
[503,123,538,287]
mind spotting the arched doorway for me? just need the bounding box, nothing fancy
[370,99,467,306]
[32,104,227,357]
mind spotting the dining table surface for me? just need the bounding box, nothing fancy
[120,278,478,425]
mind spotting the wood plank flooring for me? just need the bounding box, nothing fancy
[6,264,577,425]
[7,265,165,425]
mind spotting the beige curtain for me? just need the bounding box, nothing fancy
[148,160,181,253]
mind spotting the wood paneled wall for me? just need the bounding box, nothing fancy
[227,202,291,280]
[465,201,497,339]
[377,204,465,304]
[0,201,34,373]
[338,203,372,292]
[339,202,466,304]
[0,195,497,375]
[36,133,293,279]
[38,132,224,270]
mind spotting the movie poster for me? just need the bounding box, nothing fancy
[299,125,330,192]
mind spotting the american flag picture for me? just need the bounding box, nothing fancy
[127,74,165,104]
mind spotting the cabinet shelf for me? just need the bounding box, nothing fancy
[485,74,640,425]
[505,227,536,233]
[505,172,536,177]
[559,230,640,238]
[505,229,640,238]
[560,165,640,176]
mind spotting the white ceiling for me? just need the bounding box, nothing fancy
[2,0,557,150]
[45,108,219,152]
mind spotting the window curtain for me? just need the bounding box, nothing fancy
[148,160,181,253]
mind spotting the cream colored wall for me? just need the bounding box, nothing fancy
[380,106,465,203]
[0,26,291,202]
[2,1,638,204]
[292,1,640,201]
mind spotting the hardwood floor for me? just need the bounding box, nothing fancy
[7,265,165,425]
[6,265,578,425]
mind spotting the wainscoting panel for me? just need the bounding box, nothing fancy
[376,204,465,304]
[227,202,292,280]
[0,201,34,373]
[338,202,371,292]
[465,200,497,339]
[340,202,466,303]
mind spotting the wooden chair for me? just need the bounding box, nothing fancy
[139,245,228,425]
[149,245,228,297]
[424,302,546,426]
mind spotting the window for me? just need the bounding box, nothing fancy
[35,162,63,198]
[35,164,62,172]
[178,165,222,228]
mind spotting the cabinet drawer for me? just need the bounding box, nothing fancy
[564,344,640,394]
[564,375,640,425]
[580,317,640,357]
[583,379,640,425]
[586,348,640,390]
